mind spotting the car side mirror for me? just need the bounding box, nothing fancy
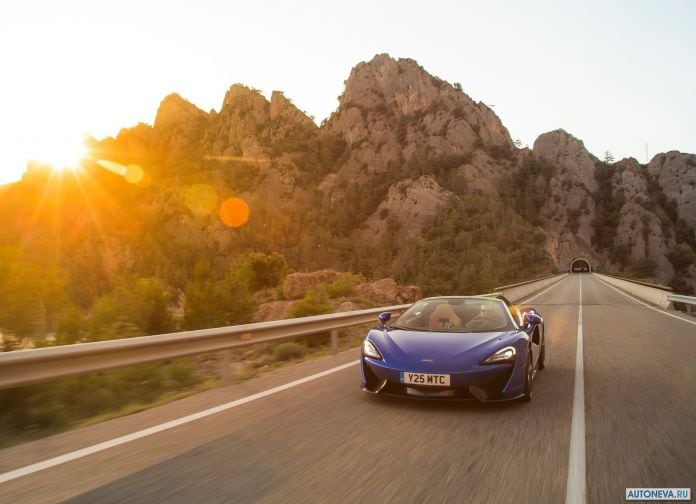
[378,312,391,328]
[522,309,542,327]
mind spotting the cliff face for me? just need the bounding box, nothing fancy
[609,159,677,283]
[531,129,599,267]
[530,129,694,286]
[325,54,513,186]
[648,152,696,232]
[153,93,209,156]
[359,175,454,239]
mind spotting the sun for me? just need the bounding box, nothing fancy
[31,131,88,172]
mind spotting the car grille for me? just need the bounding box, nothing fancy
[379,368,513,401]
[381,382,476,400]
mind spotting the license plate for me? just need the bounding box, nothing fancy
[401,372,450,386]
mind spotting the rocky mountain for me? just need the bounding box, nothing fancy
[524,128,695,287]
[648,152,696,231]
[317,54,694,290]
[0,53,694,343]
[324,54,513,179]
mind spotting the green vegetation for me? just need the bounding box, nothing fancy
[87,277,174,341]
[567,208,581,234]
[273,341,307,361]
[592,162,625,256]
[290,288,332,318]
[0,246,69,341]
[326,273,361,298]
[667,244,696,294]
[0,359,203,448]
[183,258,258,330]
[592,161,696,289]
[385,194,554,296]
[628,257,658,278]
[500,154,557,227]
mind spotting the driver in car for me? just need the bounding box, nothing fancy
[464,303,505,331]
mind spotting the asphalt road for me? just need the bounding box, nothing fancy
[0,274,694,503]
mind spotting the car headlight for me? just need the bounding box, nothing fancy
[481,346,516,364]
[363,339,383,360]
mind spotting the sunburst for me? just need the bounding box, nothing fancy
[32,132,88,172]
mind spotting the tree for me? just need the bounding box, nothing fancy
[183,260,228,330]
[183,260,256,330]
[246,252,288,291]
[0,247,69,341]
[290,287,332,318]
[54,304,85,345]
[87,277,174,341]
[603,151,614,164]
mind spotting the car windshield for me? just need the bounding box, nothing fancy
[393,298,515,333]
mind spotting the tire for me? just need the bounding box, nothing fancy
[538,341,546,370]
[521,349,533,402]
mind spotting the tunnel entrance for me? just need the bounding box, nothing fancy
[570,259,591,273]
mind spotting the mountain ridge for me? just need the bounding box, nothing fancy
[0,53,694,343]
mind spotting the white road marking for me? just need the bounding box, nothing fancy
[593,275,696,327]
[519,274,570,304]
[0,360,360,485]
[566,275,586,504]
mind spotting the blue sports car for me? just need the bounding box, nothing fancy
[361,295,545,402]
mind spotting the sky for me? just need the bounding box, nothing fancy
[0,0,694,184]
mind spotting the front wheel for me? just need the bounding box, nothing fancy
[521,351,533,402]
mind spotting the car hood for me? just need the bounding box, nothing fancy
[368,328,519,371]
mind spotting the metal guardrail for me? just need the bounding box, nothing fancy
[0,273,583,391]
[667,294,696,305]
[593,273,696,314]
[0,304,410,390]
[667,294,696,315]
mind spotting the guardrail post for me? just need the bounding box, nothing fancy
[331,329,339,355]
[220,350,232,385]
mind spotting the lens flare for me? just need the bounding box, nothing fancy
[185,184,219,216]
[220,197,250,228]
[96,160,149,187]
[124,164,144,185]
[96,159,127,176]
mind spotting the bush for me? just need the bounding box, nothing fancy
[629,258,657,278]
[0,358,205,447]
[567,208,581,234]
[273,342,307,361]
[326,273,358,298]
[290,288,332,318]
[167,358,201,388]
